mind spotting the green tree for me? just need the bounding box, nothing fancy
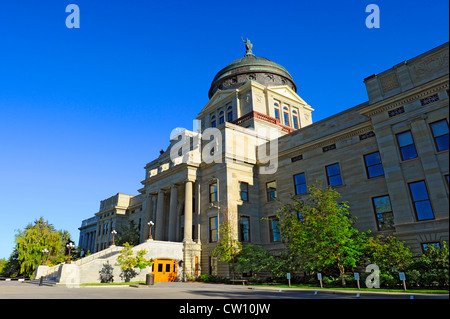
[364,235,413,287]
[276,184,368,286]
[212,219,242,279]
[0,258,7,276]
[406,241,449,288]
[234,244,274,279]
[115,242,153,282]
[116,220,140,246]
[13,217,71,278]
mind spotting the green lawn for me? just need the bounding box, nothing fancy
[80,281,146,286]
[248,283,449,294]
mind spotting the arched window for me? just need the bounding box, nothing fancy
[227,106,233,122]
[274,103,280,120]
[211,115,216,128]
[219,111,225,124]
[292,110,299,129]
[283,107,290,126]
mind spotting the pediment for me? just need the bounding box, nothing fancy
[197,89,235,118]
[268,85,307,105]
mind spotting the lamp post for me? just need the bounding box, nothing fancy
[66,242,75,264]
[147,221,155,240]
[111,229,117,246]
[41,248,49,265]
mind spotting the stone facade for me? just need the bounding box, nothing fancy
[79,42,449,279]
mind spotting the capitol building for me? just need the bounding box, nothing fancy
[75,41,449,282]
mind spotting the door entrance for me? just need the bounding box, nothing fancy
[152,259,177,282]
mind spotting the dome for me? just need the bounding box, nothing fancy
[208,41,297,99]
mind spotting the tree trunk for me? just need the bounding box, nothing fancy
[338,263,346,287]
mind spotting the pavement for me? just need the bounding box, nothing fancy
[0,281,448,299]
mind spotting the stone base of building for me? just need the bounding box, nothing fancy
[33,240,196,284]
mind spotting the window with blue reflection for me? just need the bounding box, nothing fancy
[294,173,307,195]
[396,131,418,160]
[408,181,434,221]
[364,152,384,178]
[430,120,449,152]
[326,163,343,187]
[269,217,280,242]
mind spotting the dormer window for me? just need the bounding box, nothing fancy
[227,106,233,122]
[292,110,299,129]
[283,106,290,126]
[219,111,225,124]
[274,103,280,120]
[211,115,216,128]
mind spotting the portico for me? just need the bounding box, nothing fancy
[141,164,201,245]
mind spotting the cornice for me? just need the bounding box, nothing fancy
[277,121,373,158]
[359,76,449,117]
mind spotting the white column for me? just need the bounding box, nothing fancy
[196,182,201,243]
[183,180,193,243]
[142,193,153,241]
[168,184,178,241]
[155,190,165,240]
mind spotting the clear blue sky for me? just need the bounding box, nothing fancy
[0,0,448,260]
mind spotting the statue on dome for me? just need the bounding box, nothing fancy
[241,37,254,55]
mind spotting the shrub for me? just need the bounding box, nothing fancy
[99,262,114,283]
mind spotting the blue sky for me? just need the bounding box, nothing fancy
[0,0,448,260]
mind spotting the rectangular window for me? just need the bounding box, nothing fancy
[430,119,449,152]
[239,182,249,201]
[269,216,280,242]
[293,116,299,129]
[421,242,441,252]
[293,173,307,195]
[209,216,218,243]
[326,163,343,187]
[364,152,384,179]
[274,108,280,120]
[396,131,418,160]
[266,181,277,201]
[209,183,217,203]
[239,216,250,242]
[283,112,290,126]
[372,195,395,231]
[408,181,435,221]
